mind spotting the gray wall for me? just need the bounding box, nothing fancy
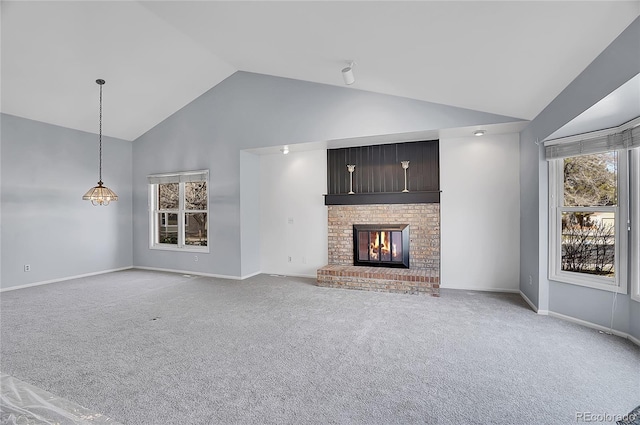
[549,281,631,334]
[132,71,520,277]
[1,114,133,289]
[519,17,640,339]
[631,303,640,340]
[0,110,3,289]
[519,129,540,307]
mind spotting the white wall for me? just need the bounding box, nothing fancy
[259,149,327,278]
[259,136,520,289]
[240,151,261,278]
[440,133,520,292]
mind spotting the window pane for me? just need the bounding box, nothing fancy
[563,152,617,206]
[561,211,615,277]
[185,182,207,210]
[158,183,179,209]
[158,213,178,245]
[185,213,207,246]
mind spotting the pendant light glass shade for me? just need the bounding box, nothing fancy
[83,181,118,206]
[84,79,118,206]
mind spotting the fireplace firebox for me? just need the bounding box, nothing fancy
[353,224,409,268]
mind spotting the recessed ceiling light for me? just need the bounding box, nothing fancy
[281,145,290,154]
[474,130,486,137]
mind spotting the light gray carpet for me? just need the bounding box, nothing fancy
[1,269,639,424]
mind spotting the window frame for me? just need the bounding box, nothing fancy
[148,170,209,253]
[631,148,640,302]
[548,152,628,294]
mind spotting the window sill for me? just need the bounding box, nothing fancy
[549,270,627,294]
[149,245,209,254]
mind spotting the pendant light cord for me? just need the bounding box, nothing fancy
[98,81,103,184]
[83,78,117,205]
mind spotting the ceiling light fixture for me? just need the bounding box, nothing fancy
[83,79,118,206]
[281,145,290,155]
[474,130,486,137]
[342,61,355,85]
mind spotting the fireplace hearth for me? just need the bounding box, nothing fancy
[353,224,409,268]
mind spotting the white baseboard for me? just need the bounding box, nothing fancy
[0,266,133,292]
[134,267,315,281]
[264,272,317,279]
[518,291,637,345]
[518,291,550,315]
[134,266,247,280]
[441,286,520,293]
[519,290,538,313]
[1,267,311,292]
[288,273,317,279]
[240,271,263,280]
[547,311,640,347]
[629,334,640,346]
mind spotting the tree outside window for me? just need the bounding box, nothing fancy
[184,182,207,246]
[561,152,617,277]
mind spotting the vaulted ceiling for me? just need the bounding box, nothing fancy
[2,1,639,141]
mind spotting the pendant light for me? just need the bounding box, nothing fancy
[83,79,118,206]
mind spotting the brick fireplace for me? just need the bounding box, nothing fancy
[317,140,441,296]
[317,203,440,295]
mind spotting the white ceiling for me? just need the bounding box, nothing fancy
[2,1,639,141]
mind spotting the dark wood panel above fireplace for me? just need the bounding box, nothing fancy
[324,191,440,205]
[325,140,440,205]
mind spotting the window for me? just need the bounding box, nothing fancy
[549,152,626,292]
[547,121,640,294]
[148,170,208,252]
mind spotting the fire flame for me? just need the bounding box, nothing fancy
[369,232,400,260]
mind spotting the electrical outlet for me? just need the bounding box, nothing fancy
[287,217,294,225]
[288,256,292,263]
[24,265,31,272]
[302,256,307,264]
[194,255,199,262]
[528,275,532,285]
